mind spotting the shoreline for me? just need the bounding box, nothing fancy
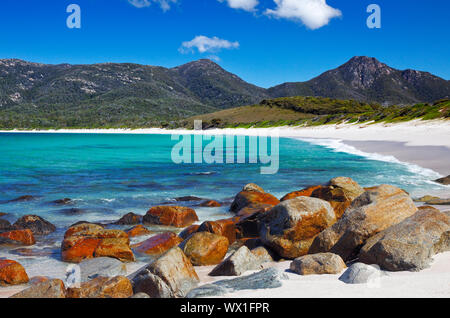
[1,200,449,299]
[1,119,449,177]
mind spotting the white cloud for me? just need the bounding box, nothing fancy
[180,36,240,54]
[218,0,259,12]
[265,0,342,29]
[128,0,177,11]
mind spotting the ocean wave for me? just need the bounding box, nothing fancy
[298,137,443,180]
[189,171,216,176]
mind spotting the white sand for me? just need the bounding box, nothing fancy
[1,120,449,298]
[2,119,449,147]
[194,251,450,298]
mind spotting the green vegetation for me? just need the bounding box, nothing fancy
[1,57,449,129]
[182,97,450,129]
[0,59,266,129]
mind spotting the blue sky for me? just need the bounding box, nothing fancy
[0,0,449,87]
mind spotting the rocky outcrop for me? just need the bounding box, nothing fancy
[358,206,450,271]
[11,279,67,298]
[0,259,29,286]
[197,218,238,244]
[175,196,203,202]
[251,246,274,263]
[236,210,268,239]
[311,178,364,218]
[434,175,450,185]
[114,212,142,225]
[309,185,417,261]
[209,246,261,276]
[243,183,265,192]
[424,198,450,205]
[51,198,73,205]
[125,224,152,237]
[259,196,336,259]
[414,195,450,205]
[13,215,56,235]
[0,229,35,245]
[178,225,200,239]
[10,247,55,257]
[0,219,12,231]
[338,263,385,284]
[143,206,198,228]
[79,257,127,282]
[290,253,346,275]
[187,268,288,298]
[55,208,88,216]
[230,184,280,213]
[199,200,222,207]
[281,178,364,219]
[414,195,440,202]
[180,232,229,266]
[131,247,199,298]
[236,203,273,218]
[8,195,37,202]
[30,276,49,285]
[281,185,323,201]
[61,223,134,263]
[67,276,133,298]
[132,232,182,256]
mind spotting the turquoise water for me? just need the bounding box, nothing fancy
[0,132,447,275]
[0,133,445,228]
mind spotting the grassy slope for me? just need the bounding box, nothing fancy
[182,97,450,129]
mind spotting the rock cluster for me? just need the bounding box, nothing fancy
[259,196,336,259]
[61,223,134,263]
[309,184,417,261]
[131,247,199,298]
[132,232,182,256]
[0,259,29,286]
[180,232,229,266]
[230,184,280,213]
[143,206,199,228]
[290,253,346,275]
[358,206,450,271]
[3,177,448,299]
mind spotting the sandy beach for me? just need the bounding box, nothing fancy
[1,119,449,299]
[2,242,449,298]
[193,252,450,298]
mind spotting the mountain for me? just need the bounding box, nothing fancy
[0,58,267,128]
[268,56,450,105]
[170,59,268,109]
[0,56,449,128]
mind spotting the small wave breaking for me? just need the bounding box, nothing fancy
[297,137,443,181]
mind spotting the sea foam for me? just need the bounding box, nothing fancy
[297,137,443,180]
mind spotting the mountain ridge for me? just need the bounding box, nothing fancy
[268,56,450,105]
[0,56,449,128]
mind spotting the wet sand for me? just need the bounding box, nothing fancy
[344,140,450,176]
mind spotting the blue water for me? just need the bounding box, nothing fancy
[0,133,445,229]
[0,132,447,276]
